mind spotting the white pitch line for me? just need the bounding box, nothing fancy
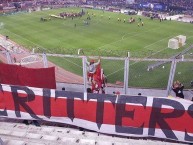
[105,67,124,77]
[98,27,160,50]
[129,35,193,67]
[144,35,173,49]
[2,28,44,48]
[121,31,138,40]
[2,28,83,68]
[144,36,193,58]
[127,47,167,67]
[187,35,193,39]
[2,28,74,53]
[145,46,168,58]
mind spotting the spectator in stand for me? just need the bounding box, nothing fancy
[23,120,40,127]
[172,80,184,99]
[135,0,193,10]
[113,91,120,95]
[87,88,92,93]
[86,57,100,82]
[91,76,101,94]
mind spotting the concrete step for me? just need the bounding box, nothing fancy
[0,118,186,145]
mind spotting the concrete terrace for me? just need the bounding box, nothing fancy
[0,118,187,145]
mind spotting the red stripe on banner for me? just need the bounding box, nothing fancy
[74,100,98,122]
[153,109,193,133]
[1,90,193,134]
[51,97,67,117]
[1,91,44,115]
[0,91,5,109]
[2,91,15,111]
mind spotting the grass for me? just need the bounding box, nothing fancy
[0,7,193,88]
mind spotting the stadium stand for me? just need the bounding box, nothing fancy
[0,118,187,145]
[0,0,193,13]
[135,0,193,10]
[0,1,193,145]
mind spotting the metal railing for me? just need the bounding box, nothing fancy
[2,46,193,98]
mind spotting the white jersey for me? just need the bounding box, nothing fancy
[86,59,100,74]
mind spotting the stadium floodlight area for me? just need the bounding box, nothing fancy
[168,35,186,49]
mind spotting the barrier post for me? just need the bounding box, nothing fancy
[82,56,88,93]
[0,137,4,145]
[123,53,130,95]
[166,59,177,97]
[42,53,48,68]
[6,51,12,64]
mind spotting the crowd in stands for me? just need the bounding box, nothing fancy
[135,0,193,10]
[0,0,127,8]
[1,0,193,9]
[0,0,193,16]
[86,0,126,7]
[0,0,82,8]
[1,0,193,10]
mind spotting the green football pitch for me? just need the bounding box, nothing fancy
[1,7,193,57]
[0,7,193,88]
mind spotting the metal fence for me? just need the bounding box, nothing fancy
[2,49,193,98]
[45,54,193,97]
